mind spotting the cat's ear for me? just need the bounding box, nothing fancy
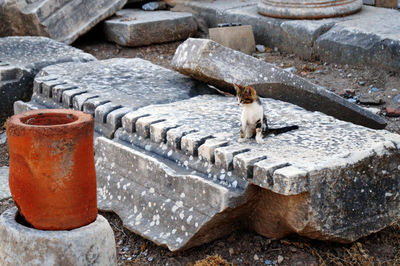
[246,86,257,97]
[233,83,242,92]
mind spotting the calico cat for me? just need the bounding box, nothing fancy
[234,84,299,144]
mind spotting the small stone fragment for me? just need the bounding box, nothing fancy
[229,248,234,256]
[256,44,266,53]
[277,255,284,263]
[284,67,296,73]
[370,87,380,93]
[254,254,259,260]
[359,81,366,86]
[0,132,6,145]
[385,107,400,117]
[347,98,357,104]
[358,94,385,105]
[338,89,355,98]
[142,1,168,11]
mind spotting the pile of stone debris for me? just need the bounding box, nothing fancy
[0,0,399,264]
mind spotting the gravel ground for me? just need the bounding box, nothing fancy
[0,32,399,265]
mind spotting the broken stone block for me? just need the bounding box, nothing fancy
[0,36,95,124]
[209,25,256,54]
[171,38,386,129]
[14,58,216,138]
[315,6,400,71]
[104,9,197,47]
[0,0,127,44]
[97,94,400,250]
[0,207,116,265]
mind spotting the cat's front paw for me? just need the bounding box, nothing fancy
[256,136,264,144]
[238,137,246,143]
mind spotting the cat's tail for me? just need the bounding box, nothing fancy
[264,125,299,136]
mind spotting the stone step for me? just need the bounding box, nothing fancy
[0,36,95,124]
[0,0,127,44]
[171,38,387,129]
[104,9,197,47]
[15,58,217,138]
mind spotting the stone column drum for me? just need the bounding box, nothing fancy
[258,0,363,19]
[0,208,116,266]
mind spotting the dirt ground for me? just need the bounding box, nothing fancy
[0,33,399,265]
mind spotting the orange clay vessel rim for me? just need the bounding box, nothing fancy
[8,109,92,128]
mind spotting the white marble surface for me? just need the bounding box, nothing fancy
[0,166,10,200]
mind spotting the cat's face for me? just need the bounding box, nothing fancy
[234,84,257,105]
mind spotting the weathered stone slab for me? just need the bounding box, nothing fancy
[0,167,11,200]
[0,36,95,124]
[97,94,400,250]
[14,58,216,138]
[0,207,116,266]
[0,0,127,44]
[104,9,197,47]
[315,6,400,71]
[171,38,386,129]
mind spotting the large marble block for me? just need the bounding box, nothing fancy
[0,36,95,124]
[96,94,400,250]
